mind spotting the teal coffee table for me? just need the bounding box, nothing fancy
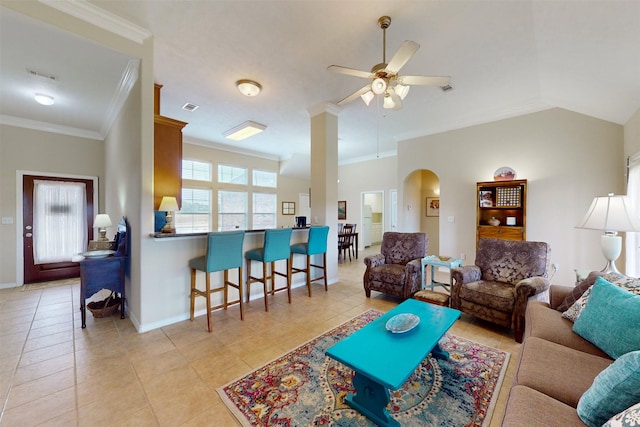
[326,299,461,427]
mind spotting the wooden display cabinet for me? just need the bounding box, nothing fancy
[476,179,527,245]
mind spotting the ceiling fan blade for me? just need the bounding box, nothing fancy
[337,85,371,106]
[385,40,420,74]
[399,75,451,86]
[327,65,372,79]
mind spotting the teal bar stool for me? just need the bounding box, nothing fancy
[189,230,245,332]
[245,228,293,311]
[290,225,329,297]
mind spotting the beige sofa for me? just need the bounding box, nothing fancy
[501,282,614,425]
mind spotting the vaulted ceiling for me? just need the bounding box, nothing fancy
[1,1,639,178]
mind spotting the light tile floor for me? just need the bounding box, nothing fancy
[0,246,520,426]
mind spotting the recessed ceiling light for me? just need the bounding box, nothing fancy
[223,121,266,141]
[34,93,54,106]
[236,79,262,97]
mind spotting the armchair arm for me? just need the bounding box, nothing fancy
[512,276,550,333]
[402,258,423,298]
[451,265,481,285]
[450,265,482,309]
[364,253,386,269]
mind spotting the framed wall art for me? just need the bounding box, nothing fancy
[282,201,295,215]
[426,197,440,217]
[338,200,347,220]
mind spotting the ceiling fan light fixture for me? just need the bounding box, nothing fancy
[383,93,395,109]
[395,84,410,100]
[223,120,266,141]
[371,78,387,95]
[360,90,375,106]
[34,93,54,106]
[236,79,262,97]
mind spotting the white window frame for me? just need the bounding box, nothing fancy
[175,187,211,233]
[252,192,277,230]
[218,190,247,231]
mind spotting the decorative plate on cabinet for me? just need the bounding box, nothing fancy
[493,167,516,181]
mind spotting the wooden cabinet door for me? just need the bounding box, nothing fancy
[154,115,187,210]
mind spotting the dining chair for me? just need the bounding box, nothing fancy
[338,223,355,262]
[189,230,245,332]
[245,228,293,311]
[290,226,329,296]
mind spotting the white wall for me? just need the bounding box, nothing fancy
[398,108,625,285]
[625,108,640,163]
[338,156,397,249]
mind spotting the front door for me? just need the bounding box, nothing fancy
[23,175,95,283]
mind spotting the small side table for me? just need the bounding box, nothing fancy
[421,255,463,294]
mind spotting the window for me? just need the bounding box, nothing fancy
[182,159,211,181]
[218,164,247,185]
[253,169,277,188]
[218,190,247,231]
[253,192,277,229]
[175,188,211,232]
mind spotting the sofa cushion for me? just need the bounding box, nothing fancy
[561,286,593,322]
[525,301,610,358]
[458,280,515,312]
[603,401,640,427]
[513,337,612,407]
[577,351,640,427]
[501,385,587,427]
[573,277,640,359]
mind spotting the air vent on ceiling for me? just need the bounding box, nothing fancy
[27,69,58,82]
[440,84,453,92]
[182,102,199,111]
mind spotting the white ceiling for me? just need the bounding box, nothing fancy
[2,1,639,178]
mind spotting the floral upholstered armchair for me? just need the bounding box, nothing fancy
[363,232,428,299]
[451,238,551,342]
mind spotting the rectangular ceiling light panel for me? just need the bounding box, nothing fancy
[223,120,266,141]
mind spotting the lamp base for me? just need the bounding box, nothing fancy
[161,224,175,233]
[161,212,175,233]
[600,233,622,274]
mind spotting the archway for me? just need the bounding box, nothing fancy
[403,169,440,255]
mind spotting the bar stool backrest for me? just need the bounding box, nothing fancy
[307,226,329,255]
[263,228,293,262]
[205,230,245,272]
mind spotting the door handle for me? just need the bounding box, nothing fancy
[25,232,33,237]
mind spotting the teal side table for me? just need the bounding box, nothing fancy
[421,255,462,293]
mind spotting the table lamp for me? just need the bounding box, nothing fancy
[158,196,179,233]
[576,193,640,273]
[93,214,112,241]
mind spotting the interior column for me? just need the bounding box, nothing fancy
[307,103,342,284]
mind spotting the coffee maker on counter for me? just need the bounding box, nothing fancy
[295,216,307,228]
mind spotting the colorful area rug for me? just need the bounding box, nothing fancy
[218,309,510,426]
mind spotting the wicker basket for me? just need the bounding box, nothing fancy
[87,292,121,318]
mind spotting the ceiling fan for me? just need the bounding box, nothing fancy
[328,16,451,110]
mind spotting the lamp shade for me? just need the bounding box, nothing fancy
[93,214,112,228]
[576,194,640,232]
[158,196,179,212]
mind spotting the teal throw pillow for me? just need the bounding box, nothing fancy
[577,350,640,427]
[573,277,640,359]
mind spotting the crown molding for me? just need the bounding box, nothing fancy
[0,115,103,140]
[39,0,151,44]
[100,59,140,136]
